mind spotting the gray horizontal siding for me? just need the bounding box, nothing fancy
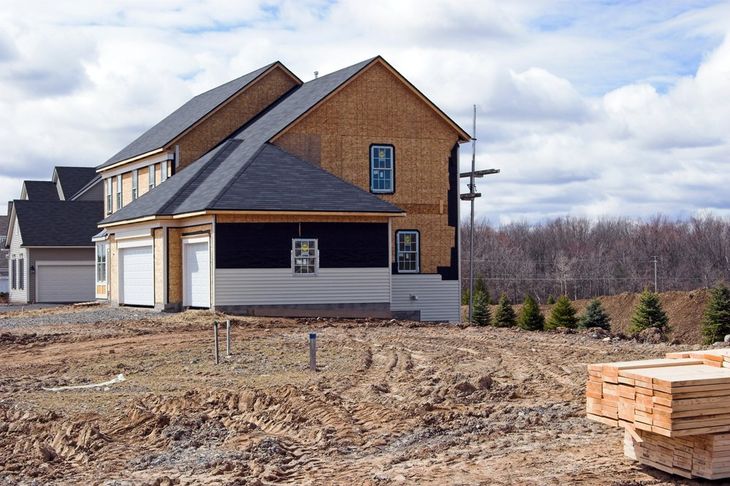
[216,267,390,306]
[391,274,460,322]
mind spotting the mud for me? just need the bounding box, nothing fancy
[0,310,705,484]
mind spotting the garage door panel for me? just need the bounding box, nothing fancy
[184,241,210,308]
[120,245,154,307]
[37,264,95,303]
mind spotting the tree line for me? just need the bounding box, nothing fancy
[461,214,730,303]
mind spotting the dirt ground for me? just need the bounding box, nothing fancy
[0,306,716,485]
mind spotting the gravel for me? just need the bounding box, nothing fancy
[0,307,158,329]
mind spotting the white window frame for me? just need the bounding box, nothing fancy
[161,160,168,182]
[148,165,155,191]
[291,238,318,276]
[131,169,138,200]
[396,230,419,273]
[106,178,113,214]
[96,243,107,284]
[116,174,122,209]
[370,145,394,193]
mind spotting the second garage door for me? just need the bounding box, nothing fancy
[37,263,95,303]
[120,245,154,306]
[184,239,210,308]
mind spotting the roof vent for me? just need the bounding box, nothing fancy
[314,71,319,79]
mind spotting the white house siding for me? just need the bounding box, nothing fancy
[391,274,460,322]
[9,222,28,304]
[216,267,390,306]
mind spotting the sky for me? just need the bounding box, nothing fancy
[0,0,729,224]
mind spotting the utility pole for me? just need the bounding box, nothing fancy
[652,255,658,293]
[460,105,499,323]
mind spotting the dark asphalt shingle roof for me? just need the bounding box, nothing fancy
[101,58,397,224]
[69,174,102,200]
[14,200,103,247]
[23,181,59,201]
[54,167,98,200]
[99,62,283,169]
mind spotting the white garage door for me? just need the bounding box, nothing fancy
[37,263,95,303]
[120,245,154,306]
[184,240,210,308]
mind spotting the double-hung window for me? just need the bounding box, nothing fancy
[292,238,318,275]
[370,145,394,193]
[18,257,24,290]
[131,169,138,200]
[148,165,155,191]
[96,243,107,283]
[396,231,419,273]
[106,178,113,214]
[116,175,122,209]
[161,160,168,182]
[10,257,15,289]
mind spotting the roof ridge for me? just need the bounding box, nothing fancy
[191,62,277,99]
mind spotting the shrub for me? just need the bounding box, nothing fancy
[702,283,730,345]
[493,293,517,328]
[579,298,611,330]
[629,289,669,334]
[471,291,491,326]
[546,294,556,305]
[546,295,578,329]
[518,294,545,331]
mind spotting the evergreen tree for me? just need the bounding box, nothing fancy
[579,298,612,330]
[629,289,670,334]
[474,277,491,304]
[546,294,556,305]
[461,286,470,305]
[518,294,545,331]
[493,293,517,328]
[546,295,578,329]
[702,283,730,345]
[471,291,491,326]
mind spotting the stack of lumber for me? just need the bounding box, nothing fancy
[587,350,730,480]
[624,428,730,480]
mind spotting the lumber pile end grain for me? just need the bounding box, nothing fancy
[588,350,730,480]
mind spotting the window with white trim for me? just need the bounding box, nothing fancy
[161,160,168,182]
[116,174,122,209]
[18,257,24,290]
[10,257,15,289]
[396,231,419,273]
[131,169,138,200]
[370,145,394,193]
[106,178,113,214]
[96,243,107,283]
[292,238,318,275]
[148,165,155,191]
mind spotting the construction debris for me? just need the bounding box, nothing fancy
[42,374,125,392]
[587,348,730,479]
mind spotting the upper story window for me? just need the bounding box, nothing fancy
[292,238,318,275]
[106,178,113,214]
[116,174,122,209]
[370,145,394,194]
[131,169,138,200]
[396,230,419,273]
[148,165,155,191]
[161,160,168,182]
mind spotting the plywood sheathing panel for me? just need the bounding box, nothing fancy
[153,228,164,305]
[273,61,459,273]
[174,66,300,170]
[167,224,211,305]
[121,172,132,209]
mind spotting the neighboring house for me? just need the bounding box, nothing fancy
[0,213,8,293]
[6,167,103,303]
[96,56,469,321]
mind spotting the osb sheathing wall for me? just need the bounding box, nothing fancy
[174,66,299,170]
[273,61,460,273]
[167,224,211,305]
[153,228,164,306]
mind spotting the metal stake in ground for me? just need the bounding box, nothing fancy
[309,333,317,371]
[226,320,232,358]
[213,321,219,365]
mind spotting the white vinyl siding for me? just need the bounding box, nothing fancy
[216,267,390,306]
[391,274,460,322]
[8,221,28,304]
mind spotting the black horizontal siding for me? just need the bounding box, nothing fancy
[216,222,388,269]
